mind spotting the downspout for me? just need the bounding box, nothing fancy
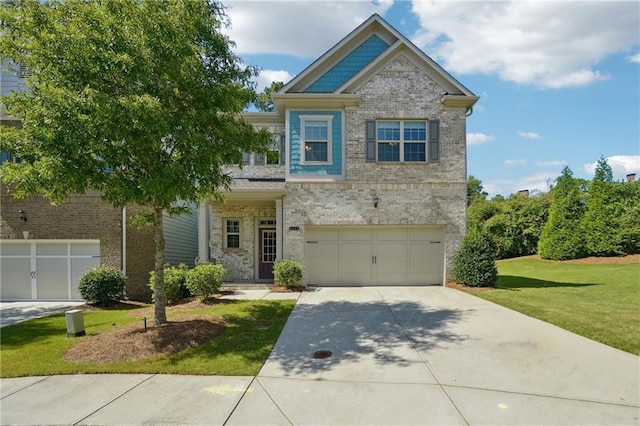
[465,106,474,117]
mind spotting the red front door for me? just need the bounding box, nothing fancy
[259,228,276,280]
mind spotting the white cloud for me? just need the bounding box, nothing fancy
[410,1,639,88]
[484,172,557,198]
[627,53,640,63]
[254,69,294,92]
[504,159,525,167]
[517,131,542,139]
[467,133,494,146]
[583,155,640,178]
[224,1,393,57]
[535,160,568,167]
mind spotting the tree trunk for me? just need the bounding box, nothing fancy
[153,206,167,325]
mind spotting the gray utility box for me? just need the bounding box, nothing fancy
[65,309,86,337]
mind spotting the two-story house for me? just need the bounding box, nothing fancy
[196,14,478,287]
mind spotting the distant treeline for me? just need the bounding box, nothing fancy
[467,158,640,260]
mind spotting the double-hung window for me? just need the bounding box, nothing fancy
[301,116,332,164]
[224,219,241,249]
[377,120,427,162]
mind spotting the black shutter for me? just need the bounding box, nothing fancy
[365,119,376,162]
[429,119,440,161]
[279,132,286,165]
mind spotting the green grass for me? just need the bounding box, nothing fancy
[471,257,640,355]
[0,299,295,378]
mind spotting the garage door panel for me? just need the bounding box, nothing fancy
[0,258,32,299]
[36,258,69,299]
[304,227,444,286]
[340,228,372,241]
[71,257,100,299]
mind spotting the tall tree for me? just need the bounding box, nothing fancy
[583,157,623,256]
[467,175,487,206]
[254,81,284,112]
[0,0,271,324]
[538,167,587,260]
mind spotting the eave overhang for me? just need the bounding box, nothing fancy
[441,95,479,110]
[271,93,360,114]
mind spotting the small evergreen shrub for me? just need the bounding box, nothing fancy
[185,263,226,300]
[79,265,126,306]
[273,259,304,288]
[452,232,498,287]
[148,263,190,305]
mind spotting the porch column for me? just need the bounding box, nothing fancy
[275,198,283,261]
[197,201,209,263]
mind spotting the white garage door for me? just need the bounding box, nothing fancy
[305,226,444,286]
[0,240,100,301]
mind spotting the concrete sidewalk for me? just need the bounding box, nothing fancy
[1,287,638,425]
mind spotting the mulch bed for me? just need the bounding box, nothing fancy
[64,314,226,364]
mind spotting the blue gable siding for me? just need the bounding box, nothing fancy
[289,111,342,176]
[304,35,389,93]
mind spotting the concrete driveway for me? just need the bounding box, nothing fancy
[1,287,638,425]
[0,301,85,328]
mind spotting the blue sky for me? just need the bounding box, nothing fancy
[223,0,640,197]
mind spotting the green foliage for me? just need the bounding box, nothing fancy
[254,81,284,112]
[148,264,190,305]
[467,191,551,259]
[452,231,498,287]
[0,0,272,324]
[185,264,226,300]
[618,182,640,254]
[467,175,487,206]
[582,157,625,256]
[274,259,304,288]
[78,265,127,306]
[538,167,587,260]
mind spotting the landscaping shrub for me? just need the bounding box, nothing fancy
[185,263,226,300]
[148,263,190,304]
[273,259,304,288]
[452,231,498,287]
[79,265,127,306]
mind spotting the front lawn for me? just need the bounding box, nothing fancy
[466,256,640,355]
[0,299,295,378]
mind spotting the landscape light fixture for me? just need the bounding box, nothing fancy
[18,210,27,221]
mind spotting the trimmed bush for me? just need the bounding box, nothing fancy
[452,232,498,287]
[273,259,304,288]
[185,263,226,300]
[148,263,190,305]
[79,265,126,306]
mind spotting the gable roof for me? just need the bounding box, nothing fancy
[277,14,477,104]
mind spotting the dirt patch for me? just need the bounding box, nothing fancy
[446,281,494,294]
[270,285,309,293]
[64,314,226,364]
[127,296,234,318]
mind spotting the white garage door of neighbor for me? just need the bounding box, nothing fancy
[0,240,100,301]
[305,227,444,286]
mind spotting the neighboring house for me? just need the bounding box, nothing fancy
[196,14,478,286]
[0,59,198,302]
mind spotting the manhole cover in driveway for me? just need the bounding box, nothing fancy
[312,350,332,359]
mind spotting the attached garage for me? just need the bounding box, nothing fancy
[0,240,100,301]
[305,226,444,286]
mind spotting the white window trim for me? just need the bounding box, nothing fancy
[376,120,428,163]
[300,115,333,165]
[223,218,241,250]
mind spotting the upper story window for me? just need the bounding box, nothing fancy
[377,120,426,162]
[241,132,285,166]
[301,115,332,164]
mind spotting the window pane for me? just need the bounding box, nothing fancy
[304,121,328,141]
[226,220,239,233]
[404,143,426,162]
[227,235,240,248]
[378,143,400,161]
[305,142,328,162]
[404,122,426,141]
[241,153,250,165]
[377,121,400,141]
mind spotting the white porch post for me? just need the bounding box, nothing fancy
[197,201,209,264]
[275,198,283,261]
